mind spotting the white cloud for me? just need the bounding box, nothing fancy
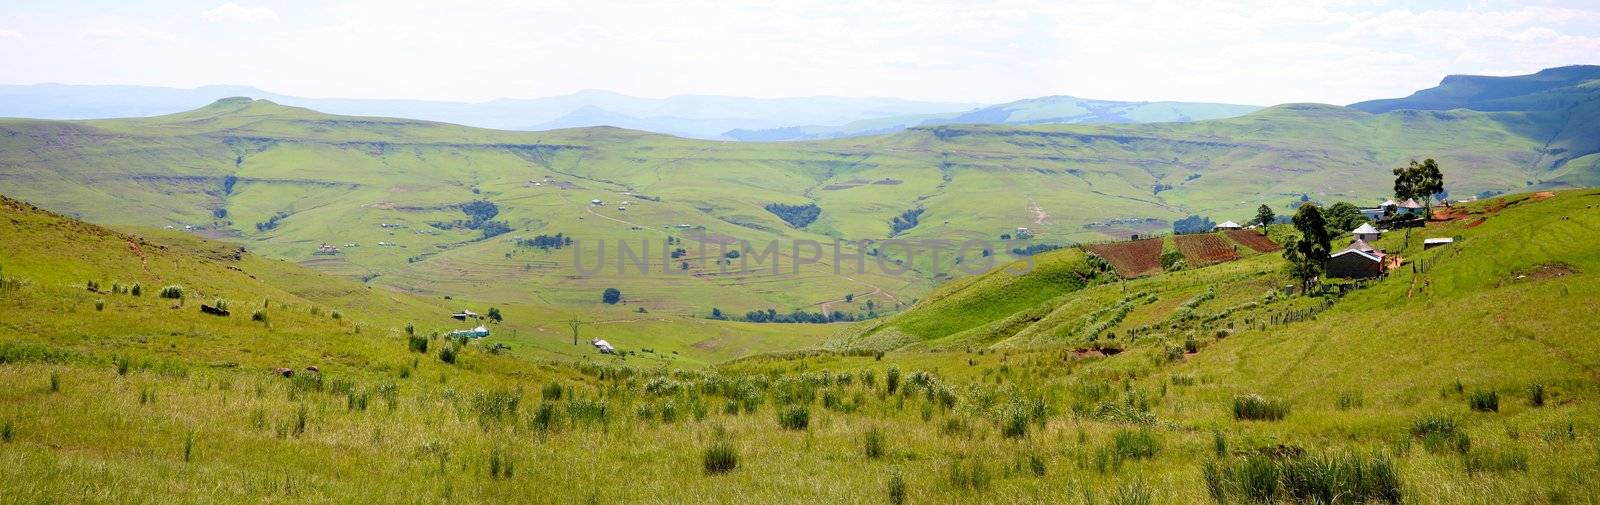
[202,3,278,22]
[0,29,22,42]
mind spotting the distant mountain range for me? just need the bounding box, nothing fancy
[725,96,1263,141]
[0,83,1262,140]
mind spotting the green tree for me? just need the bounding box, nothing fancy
[1284,203,1332,293]
[1393,158,1445,219]
[1255,204,1276,227]
[1323,202,1368,234]
[602,288,622,304]
[486,307,503,322]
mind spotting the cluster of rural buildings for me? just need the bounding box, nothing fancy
[1325,199,1451,279]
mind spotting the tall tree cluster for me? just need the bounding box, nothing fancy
[1393,159,1445,218]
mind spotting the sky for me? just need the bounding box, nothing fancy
[1,0,1597,106]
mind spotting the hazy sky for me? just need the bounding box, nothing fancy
[1,0,1597,105]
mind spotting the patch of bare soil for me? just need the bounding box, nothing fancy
[1511,263,1576,282]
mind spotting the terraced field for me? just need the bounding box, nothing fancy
[1082,238,1164,278]
[1174,233,1241,265]
[1224,228,1282,252]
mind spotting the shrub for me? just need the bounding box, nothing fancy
[886,365,901,394]
[1464,447,1529,474]
[1529,383,1546,407]
[438,345,457,364]
[214,299,229,312]
[251,309,268,322]
[159,285,184,299]
[702,436,739,475]
[130,283,142,296]
[1,420,11,442]
[777,405,810,430]
[531,403,559,433]
[1233,394,1290,421]
[887,471,906,505]
[1112,429,1161,460]
[864,427,885,459]
[1468,390,1499,412]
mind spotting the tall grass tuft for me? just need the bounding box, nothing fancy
[887,471,906,505]
[864,427,885,459]
[1,420,12,442]
[946,459,991,492]
[1468,390,1499,412]
[541,382,564,401]
[95,299,105,311]
[439,345,458,364]
[49,372,59,393]
[1205,451,1401,504]
[1528,383,1545,407]
[1110,481,1152,505]
[183,430,194,462]
[407,335,429,353]
[1464,447,1529,474]
[159,285,184,299]
[251,309,268,322]
[1232,394,1290,421]
[1336,390,1364,410]
[778,405,810,430]
[702,428,738,475]
[1112,429,1161,460]
[1410,414,1470,455]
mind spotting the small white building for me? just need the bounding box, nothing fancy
[1423,237,1455,249]
[1351,223,1382,242]
[592,339,615,354]
[1214,221,1243,231]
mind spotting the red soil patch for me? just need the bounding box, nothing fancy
[1083,238,1164,278]
[1224,229,1281,252]
[1464,217,1487,229]
[1174,233,1241,265]
[1535,191,1556,200]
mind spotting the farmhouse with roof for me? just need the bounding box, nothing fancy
[1214,221,1242,231]
[1327,239,1386,279]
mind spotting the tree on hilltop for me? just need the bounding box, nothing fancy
[1393,158,1445,219]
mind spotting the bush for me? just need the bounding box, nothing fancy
[1468,390,1499,412]
[130,283,142,296]
[702,437,739,475]
[439,345,457,364]
[777,405,810,430]
[1529,383,1545,407]
[1,420,11,442]
[1112,429,1161,460]
[864,427,885,459]
[886,366,901,394]
[1233,394,1289,421]
[251,309,268,322]
[95,299,105,311]
[159,285,184,299]
[214,299,229,312]
[1464,447,1529,474]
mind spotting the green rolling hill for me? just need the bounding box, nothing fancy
[0,68,1597,324]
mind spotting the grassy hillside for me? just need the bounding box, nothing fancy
[0,73,1596,324]
[3,189,1597,503]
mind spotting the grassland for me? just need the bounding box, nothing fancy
[1,89,1595,327]
[2,188,1599,503]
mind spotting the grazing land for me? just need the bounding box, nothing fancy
[1,189,1597,503]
